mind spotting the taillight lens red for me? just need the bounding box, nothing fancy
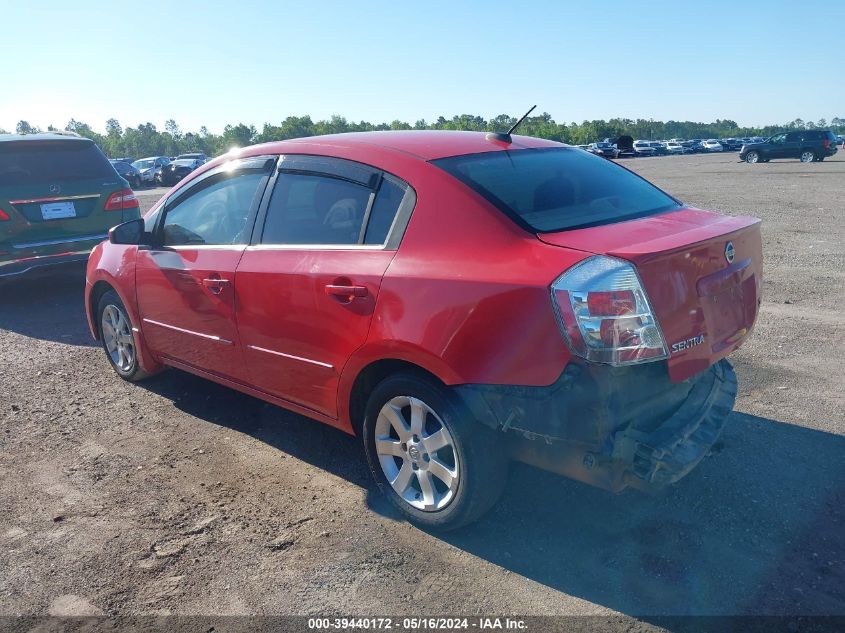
[104,188,139,211]
[587,290,636,316]
[0,208,9,221]
[551,256,667,366]
[823,138,830,149]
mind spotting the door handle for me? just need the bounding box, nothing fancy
[202,277,230,295]
[324,284,368,301]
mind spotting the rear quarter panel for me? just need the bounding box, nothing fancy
[337,163,585,423]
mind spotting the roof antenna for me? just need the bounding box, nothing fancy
[486,105,536,144]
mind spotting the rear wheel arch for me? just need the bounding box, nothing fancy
[348,359,447,437]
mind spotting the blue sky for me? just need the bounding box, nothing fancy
[2,0,843,134]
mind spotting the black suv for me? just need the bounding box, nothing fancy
[739,130,838,164]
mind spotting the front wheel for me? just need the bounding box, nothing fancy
[362,373,507,530]
[97,290,151,382]
[744,151,760,164]
[800,150,816,163]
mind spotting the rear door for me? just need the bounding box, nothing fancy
[234,155,414,417]
[0,138,127,259]
[135,156,274,380]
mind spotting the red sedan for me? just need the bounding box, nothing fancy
[85,131,762,529]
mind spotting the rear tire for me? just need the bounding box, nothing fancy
[800,150,816,163]
[362,373,507,531]
[97,290,151,382]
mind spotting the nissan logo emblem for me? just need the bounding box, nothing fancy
[725,241,735,264]
[49,184,61,194]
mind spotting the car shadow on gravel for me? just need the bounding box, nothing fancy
[140,369,845,621]
[0,264,96,347]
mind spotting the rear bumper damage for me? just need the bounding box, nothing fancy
[455,359,737,493]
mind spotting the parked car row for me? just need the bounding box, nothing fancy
[107,153,211,189]
[579,131,840,163]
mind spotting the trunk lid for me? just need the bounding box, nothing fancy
[540,208,763,382]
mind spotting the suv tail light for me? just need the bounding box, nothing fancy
[551,256,668,365]
[0,208,9,221]
[104,188,139,212]
[823,138,831,149]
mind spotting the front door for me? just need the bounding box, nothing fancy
[136,157,274,381]
[767,133,789,159]
[235,155,413,417]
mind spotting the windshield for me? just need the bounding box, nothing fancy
[133,159,154,169]
[432,148,681,233]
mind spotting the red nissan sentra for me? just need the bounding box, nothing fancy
[85,131,761,529]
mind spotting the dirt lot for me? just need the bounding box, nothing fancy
[1,152,843,622]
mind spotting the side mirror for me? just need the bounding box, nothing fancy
[109,218,147,245]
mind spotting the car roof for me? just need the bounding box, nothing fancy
[229,130,564,163]
[0,132,92,144]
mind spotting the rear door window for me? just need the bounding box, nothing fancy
[433,147,680,233]
[0,140,113,187]
[260,156,409,246]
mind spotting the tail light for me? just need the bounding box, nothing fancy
[0,208,9,221]
[823,138,831,149]
[104,188,139,212]
[551,256,668,365]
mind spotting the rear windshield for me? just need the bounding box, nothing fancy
[432,147,681,232]
[0,141,113,187]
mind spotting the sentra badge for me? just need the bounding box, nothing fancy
[671,334,705,354]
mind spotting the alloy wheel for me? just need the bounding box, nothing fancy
[374,395,460,511]
[800,151,815,163]
[101,304,135,372]
[745,152,759,164]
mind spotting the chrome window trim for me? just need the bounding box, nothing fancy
[9,194,101,205]
[165,244,247,251]
[246,244,386,252]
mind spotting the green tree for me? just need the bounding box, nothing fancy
[16,120,40,134]
[222,123,256,149]
[165,119,181,139]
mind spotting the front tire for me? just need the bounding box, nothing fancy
[362,373,507,530]
[97,290,150,382]
[744,151,760,164]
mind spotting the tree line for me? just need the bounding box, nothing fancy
[5,113,845,159]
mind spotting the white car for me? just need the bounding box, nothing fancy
[665,141,685,154]
[701,140,724,152]
[132,156,171,185]
[633,140,656,156]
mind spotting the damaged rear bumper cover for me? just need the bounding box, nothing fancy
[455,359,737,493]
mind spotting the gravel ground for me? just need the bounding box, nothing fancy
[0,151,843,622]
